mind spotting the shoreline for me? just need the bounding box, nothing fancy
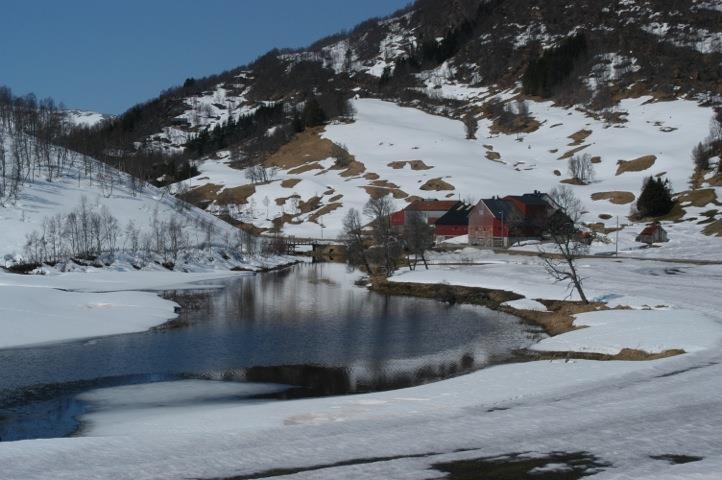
[370,278,685,361]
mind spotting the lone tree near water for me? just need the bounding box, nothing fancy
[341,208,372,274]
[404,209,434,270]
[541,186,590,304]
[363,196,402,277]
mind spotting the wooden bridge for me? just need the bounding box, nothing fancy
[280,236,346,260]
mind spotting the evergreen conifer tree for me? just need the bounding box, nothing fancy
[637,176,674,217]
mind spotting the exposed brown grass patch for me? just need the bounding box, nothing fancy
[288,162,324,175]
[591,191,636,205]
[568,129,592,146]
[615,155,656,175]
[387,160,433,170]
[558,144,591,160]
[553,169,562,176]
[298,196,322,214]
[363,186,408,199]
[485,151,502,161]
[281,178,301,188]
[561,177,585,185]
[176,183,223,207]
[599,214,613,220]
[275,195,298,206]
[420,177,455,191]
[363,172,380,181]
[370,179,400,189]
[591,156,601,164]
[676,188,718,208]
[308,202,343,223]
[509,300,605,336]
[703,218,722,236]
[264,128,336,170]
[491,117,541,135]
[337,160,366,178]
[328,194,343,202]
[530,348,685,361]
[217,184,256,205]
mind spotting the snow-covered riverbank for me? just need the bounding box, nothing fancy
[2,254,721,479]
[0,269,253,349]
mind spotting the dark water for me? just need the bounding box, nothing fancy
[0,263,539,441]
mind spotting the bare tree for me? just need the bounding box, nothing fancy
[403,209,434,270]
[568,153,594,184]
[541,186,591,304]
[341,208,372,274]
[363,196,402,277]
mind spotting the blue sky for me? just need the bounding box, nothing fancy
[0,0,410,114]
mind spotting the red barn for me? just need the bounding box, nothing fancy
[391,199,459,231]
[468,198,521,248]
[434,202,474,241]
[503,191,554,236]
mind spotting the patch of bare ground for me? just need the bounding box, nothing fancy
[561,177,585,185]
[328,194,343,202]
[558,144,591,160]
[298,196,322,214]
[363,186,408,199]
[217,213,265,235]
[264,128,336,170]
[615,155,656,175]
[370,179,400,189]
[486,151,502,161]
[568,129,592,146]
[336,160,366,178]
[308,203,342,223]
[281,178,301,188]
[371,280,522,310]
[491,117,541,135]
[526,348,685,362]
[504,299,606,336]
[216,184,256,205]
[176,183,223,208]
[287,162,324,175]
[553,169,562,176]
[420,177,455,191]
[676,188,719,208]
[275,195,298,207]
[591,156,601,164]
[591,191,636,205]
[371,280,608,338]
[599,214,613,220]
[401,160,433,170]
[363,172,380,180]
[703,219,722,236]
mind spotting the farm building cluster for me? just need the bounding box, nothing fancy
[391,192,668,248]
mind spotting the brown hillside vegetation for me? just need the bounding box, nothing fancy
[591,191,636,204]
[676,188,718,208]
[568,129,592,146]
[420,177,455,191]
[387,160,433,170]
[616,155,656,175]
[281,178,302,188]
[264,128,339,170]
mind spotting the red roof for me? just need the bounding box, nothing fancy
[640,223,664,236]
[406,200,459,212]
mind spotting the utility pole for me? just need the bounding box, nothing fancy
[615,216,619,256]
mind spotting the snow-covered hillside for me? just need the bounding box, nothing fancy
[177,95,722,258]
[0,131,287,271]
[63,109,112,128]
